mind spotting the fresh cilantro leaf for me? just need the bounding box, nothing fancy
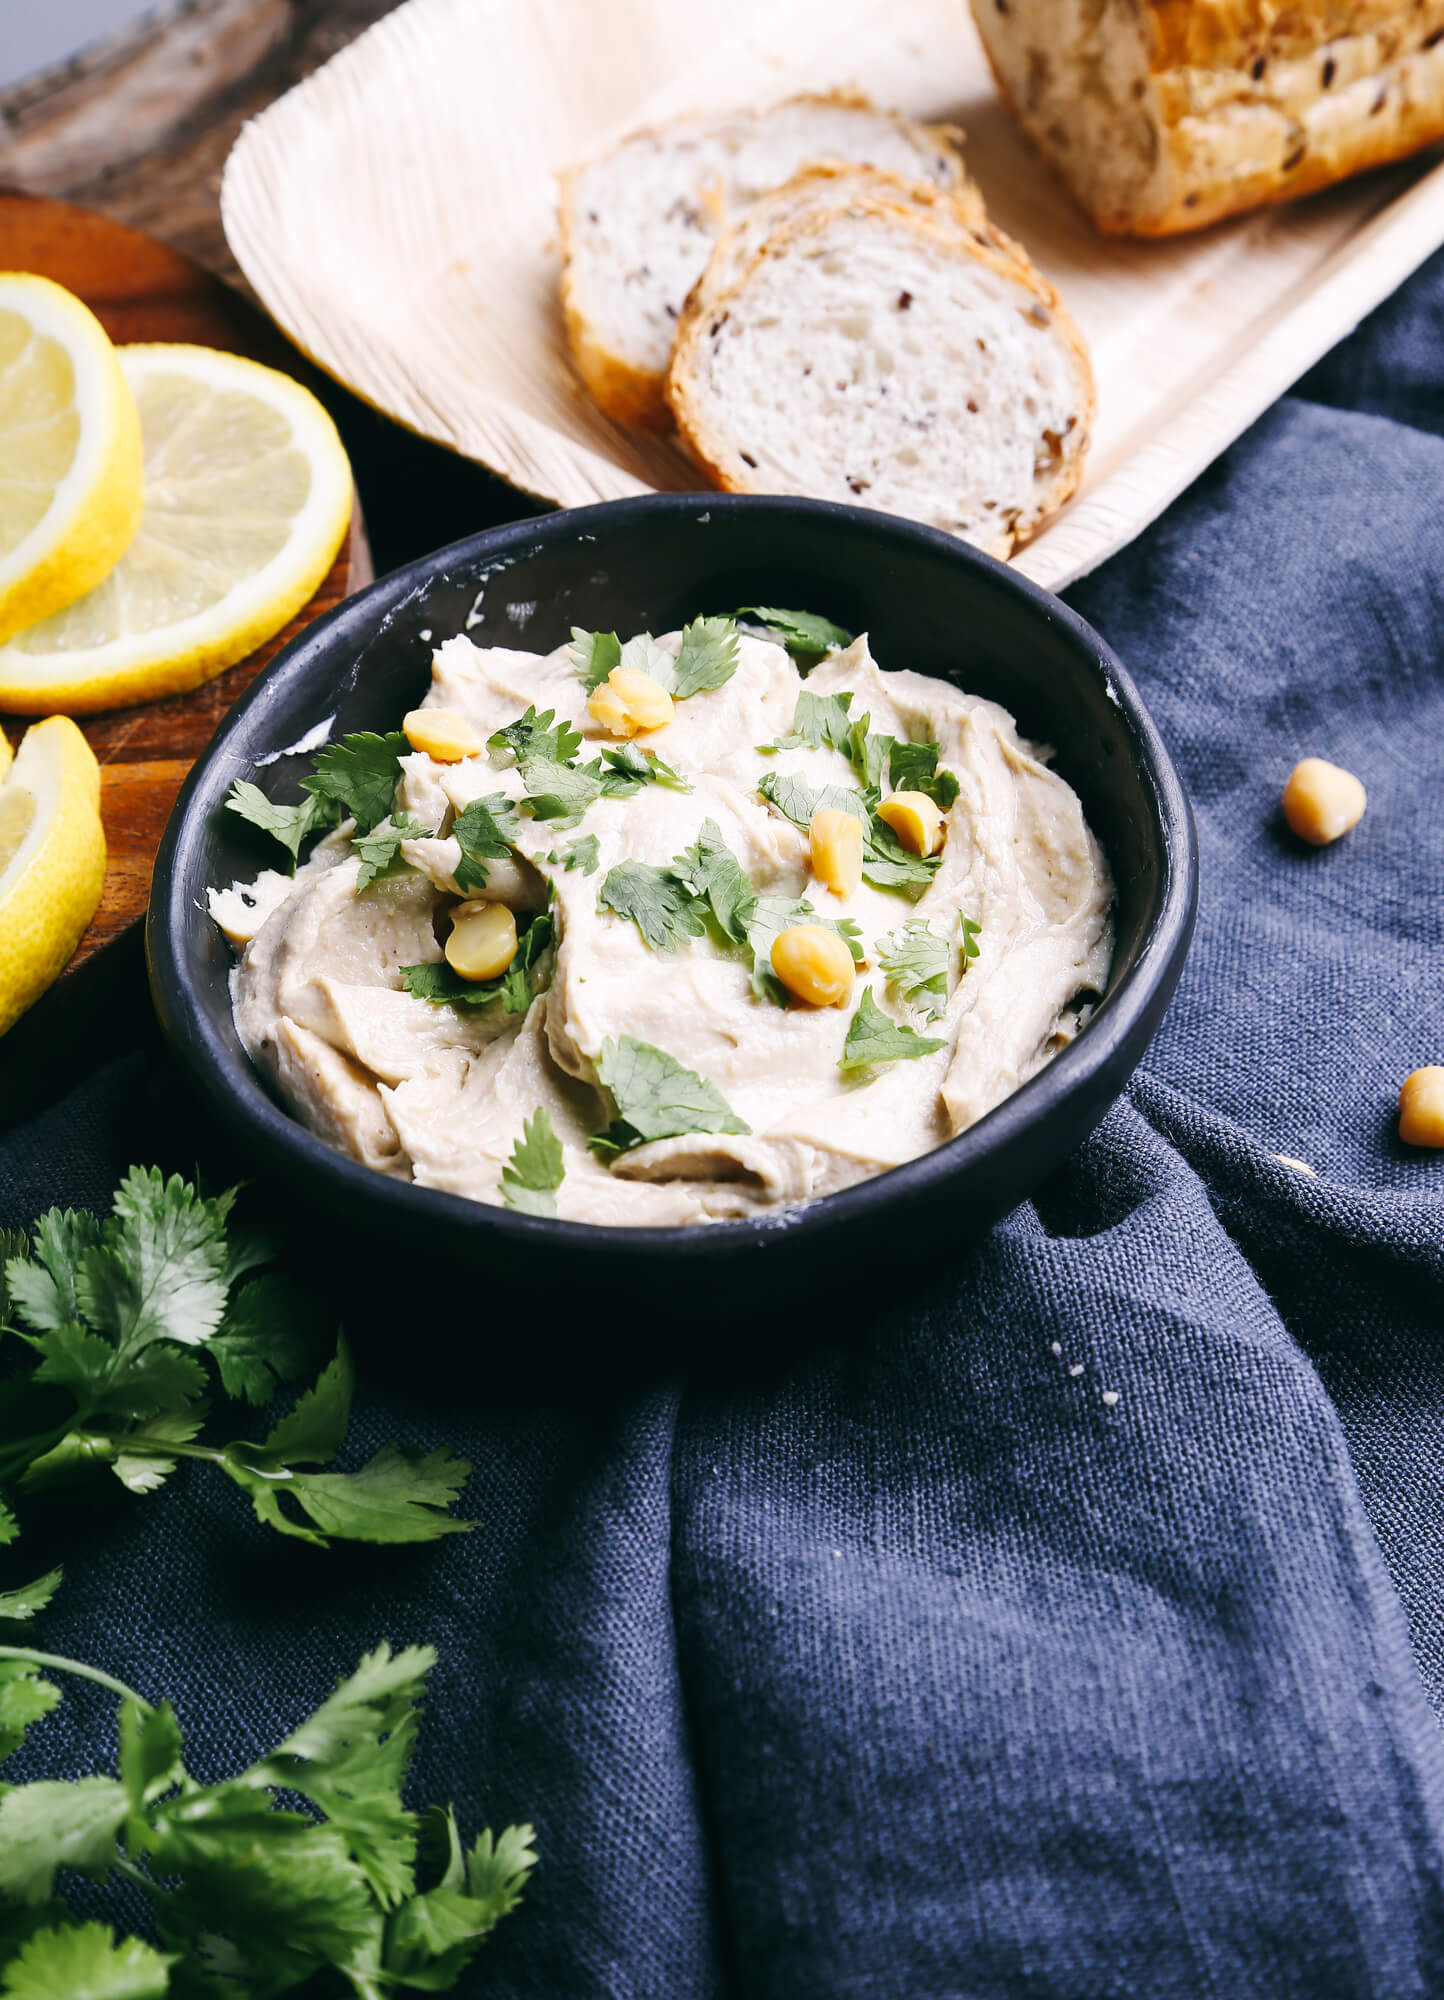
[519,755,603,826]
[745,897,863,1007]
[877,918,951,1018]
[960,912,982,962]
[887,738,960,808]
[402,913,553,1015]
[223,781,339,870]
[0,1570,62,1626]
[452,794,521,895]
[845,714,898,791]
[569,626,621,691]
[118,1701,184,1816]
[242,1446,475,1550]
[0,1921,175,1998]
[463,1821,540,1931]
[759,767,933,892]
[206,1271,321,1407]
[839,990,947,1072]
[616,631,676,690]
[767,689,854,753]
[595,743,692,795]
[501,1111,565,1218]
[73,1170,233,1360]
[671,615,739,698]
[859,815,940,897]
[757,768,870,831]
[670,819,756,944]
[353,812,432,893]
[487,704,582,769]
[597,863,707,952]
[0,1778,129,1902]
[261,1341,353,1465]
[5,1209,98,1333]
[0,1658,61,1760]
[301,731,409,836]
[735,606,853,657]
[558,833,600,875]
[591,1037,749,1158]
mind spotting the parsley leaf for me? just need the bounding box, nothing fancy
[352,812,432,893]
[590,1037,749,1158]
[671,819,756,944]
[0,1921,175,1997]
[519,755,603,826]
[570,626,622,691]
[401,912,553,1015]
[877,918,952,1018]
[302,731,410,836]
[500,1111,565,1218]
[766,689,854,753]
[597,863,708,952]
[453,793,521,895]
[735,606,853,657]
[223,782,340,870]
[839,990,947,1071]
[0,1645,534,1990]
[594,743,692,795]
[487,704,582,769]
[671,615,740,698]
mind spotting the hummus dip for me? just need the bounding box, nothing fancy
[212,620,1113,1226]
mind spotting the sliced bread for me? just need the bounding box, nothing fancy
[559,93,973,431]
[665,196,1093,559]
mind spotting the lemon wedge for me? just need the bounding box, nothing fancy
[0,273,144,648]
[0,344,353,715]
[0,715,107,1035]
[0,725,11,780]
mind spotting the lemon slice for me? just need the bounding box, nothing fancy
[0,273,144,648]
[0,725,11,780]
[0,344,353,715]
[0,715,106,1036]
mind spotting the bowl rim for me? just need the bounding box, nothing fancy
[147,491,1198,1255]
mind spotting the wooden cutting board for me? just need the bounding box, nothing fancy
[0,193,370,1117]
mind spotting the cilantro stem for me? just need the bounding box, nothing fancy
[0,1645,154,1714]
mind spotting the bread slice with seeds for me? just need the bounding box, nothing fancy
[665,193,1093,559]
[559,93,975,431]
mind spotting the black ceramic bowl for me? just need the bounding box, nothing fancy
[148,495,1196,1329]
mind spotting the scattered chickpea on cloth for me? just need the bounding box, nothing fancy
[1399,1069,1444,1150]
[1282,757,1366,845]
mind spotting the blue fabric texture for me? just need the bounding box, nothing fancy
[3,246,1444,1998]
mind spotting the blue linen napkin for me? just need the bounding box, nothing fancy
[3,245,1443,1997]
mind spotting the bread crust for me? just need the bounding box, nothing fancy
[969,0,1444,237]
[558,94,972,430]
[666,194,1094,560]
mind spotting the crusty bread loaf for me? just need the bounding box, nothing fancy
[969,0,1444,235]
[559,93,974,430]
[666,191,1093,559]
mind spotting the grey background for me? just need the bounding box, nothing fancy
[0,0,169,92]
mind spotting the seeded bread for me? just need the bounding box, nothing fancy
[559,93,974,430]
[665,194,1093,559]
[969,0,1444,235]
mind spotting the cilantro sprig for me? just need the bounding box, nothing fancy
[735,606,853,660]
[0,1642,534,1993]
[590,1037,748,1159]
[839,990,947,1072]
[0,1171,474,1593]
[225,730,413,878]
[353,813,433,893]
[401,912,553,1017]
[877,918,951,1018]
[500,1111,565,1218]
[570,618,740,700]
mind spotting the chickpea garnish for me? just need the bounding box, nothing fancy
[1281,758,1366,845]
[587,665,674,738]
[1399,1068,1444,1150]
[771,924,856,1008]
[809,807,863,898]
[876,790,944,856]
[402,709,485,763]
[445,901,518,982]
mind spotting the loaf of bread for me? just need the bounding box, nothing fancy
[559,94,975,430]
[969,0,1444,235]
[666,174,1093,559]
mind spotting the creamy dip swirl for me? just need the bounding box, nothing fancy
[212,626,1113,1225]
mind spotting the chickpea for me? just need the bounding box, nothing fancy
[1281,758,1366,845]
[587,665,674,738]
[771,924,855,1008]
[876,790,944,856]
[809,807,863,898]
[402,709,485,762]
[444,901,518,981]
[1399,1068,1444,1150]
